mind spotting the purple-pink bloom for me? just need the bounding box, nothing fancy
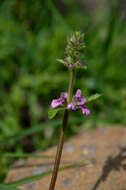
[74,89,82,98]
[67,102,76,110]
[69,64,73,68]
[74,89,86,105]
[67,89,90,116]
[51,92,68,108]
[51,89,90,116]
[77,61,83,66]
[78,105,90,115]
[60,92,68,98]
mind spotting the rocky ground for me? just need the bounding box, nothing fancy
[6,126,126,190]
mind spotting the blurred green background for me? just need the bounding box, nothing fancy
[0,0,126,181]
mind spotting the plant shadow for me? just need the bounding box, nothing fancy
[92,146,126,190]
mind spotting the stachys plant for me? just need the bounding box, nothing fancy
[48,32,101,190]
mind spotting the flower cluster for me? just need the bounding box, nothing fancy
[65,32,85,59]
[51,89,90,116]
[57,32,86,69]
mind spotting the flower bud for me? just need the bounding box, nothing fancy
[57,32,86,69]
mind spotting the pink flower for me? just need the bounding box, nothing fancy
[51,93,68,108]
[74,89,86,105]
[69,64,73,68]
[67,102,76,110]
[67,89,90,115]
[77,61,83,66]
[78,105,90,116]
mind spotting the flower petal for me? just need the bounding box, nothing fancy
[69,64,73,68]
[60,92,68,98]
[76,97,86,105]
[67,102,76,110]
[74,89,82,98]
[78,105,90,116]
[77,61,83,66]
[51,98,64,108]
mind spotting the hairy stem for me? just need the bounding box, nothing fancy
[49,69,75,190]
[67,69,75,102]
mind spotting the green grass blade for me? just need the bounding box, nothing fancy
[0,117,83,145]
[0,120,60,145]
[0,184,21,190]
[7,162,85,186]
[0,153,54,159]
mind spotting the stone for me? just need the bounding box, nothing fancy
[64,145,75,153]
[32,166,47,175]
[5,126,126,190]
[61,177,72,186]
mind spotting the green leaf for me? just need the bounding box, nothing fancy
[81,66,87,70]
[87,93,102,102]
[76,65,87,70]
[0,184,21,190]
[56,59,65,64]
[48,107,65,119]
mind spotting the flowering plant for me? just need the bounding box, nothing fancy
[48,32,101,190]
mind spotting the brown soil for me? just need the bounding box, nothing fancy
[6,126,126,190]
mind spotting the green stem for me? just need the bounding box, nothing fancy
[49,69,75,190]
[67,69,75,103]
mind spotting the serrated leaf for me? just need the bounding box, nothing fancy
[56,59,65,64]
[0,184,21,190]
[87,93,102,102]
[48,107,65,119]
